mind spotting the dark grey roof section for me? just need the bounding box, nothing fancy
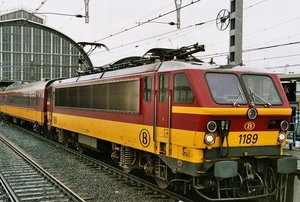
[4,79,57,91]
[0,81,14,88]
[0,18,93,69]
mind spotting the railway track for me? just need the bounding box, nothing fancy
[32,132,194,202]
[2,123,195,202]
[0,171,19,202]
[0,135,86,202]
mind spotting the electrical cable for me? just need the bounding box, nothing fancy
[0,0,5,10]
[85,0,299,68]
[91,21,208,57]
[92,0,270,59]
[94,0,202,42]
[33,0,48,14]
[200,40,300,60]
[59,7,84,29]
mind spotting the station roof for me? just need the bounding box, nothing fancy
[279,74,300,82]
[0,18,93,69]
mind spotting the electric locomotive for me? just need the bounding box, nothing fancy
[0,43,297,201]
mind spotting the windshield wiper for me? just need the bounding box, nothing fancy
[233,86,245,107]
[249,87,271,107]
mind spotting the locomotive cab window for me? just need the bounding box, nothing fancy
[159,74,168,103]
[174,73,194,103]
[144,76,151,102]
[242,74,282,105]
[206,72,247,105]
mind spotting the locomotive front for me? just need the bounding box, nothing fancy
[190,70,297,200]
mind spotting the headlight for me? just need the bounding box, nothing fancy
[278,132,286,142]
[204,133,215,145]
[280,120,289,131]
[207,121,217,132]
[247,108,258,120]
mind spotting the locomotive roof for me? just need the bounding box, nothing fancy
[74,42,276,78]
[55,60,278,86]
[75,43,205,76]
[53,60,220,85]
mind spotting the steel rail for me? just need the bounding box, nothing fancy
[0,135,86,202]
[0,172,19,202]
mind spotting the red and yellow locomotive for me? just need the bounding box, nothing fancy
[0,43,297,200]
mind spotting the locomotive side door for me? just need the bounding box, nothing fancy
[155,73,172,156]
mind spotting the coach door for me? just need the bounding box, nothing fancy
[155,73,172,156]
[46,87,53,127]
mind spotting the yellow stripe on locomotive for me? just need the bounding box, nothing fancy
[172,106,292,116]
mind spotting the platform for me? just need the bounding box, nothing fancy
[283,145,300,202]
[283,145,300,172]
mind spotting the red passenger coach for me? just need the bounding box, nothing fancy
[1,43,297,200]
[0,80,56,132]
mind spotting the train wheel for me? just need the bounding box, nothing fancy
[123,167,132,174]
[155,177,168,189]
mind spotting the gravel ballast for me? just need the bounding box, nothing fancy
[0,123,175,202]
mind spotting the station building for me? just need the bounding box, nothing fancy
[0,9,92,84]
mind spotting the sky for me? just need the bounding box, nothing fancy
[1,0,300,73]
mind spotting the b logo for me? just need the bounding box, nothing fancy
[139,129,150,147]
[244,122,255,130]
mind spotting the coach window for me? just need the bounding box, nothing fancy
[32,93,36,106]
[36,92,39,106]
[160,74,168,102]
[174,73,194,103]
[144,76,151,102]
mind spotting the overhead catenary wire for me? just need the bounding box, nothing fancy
[33,0,271,63]
[58,2,175,32]
[246,53,300,63]
[44,0,297,69]
[59,7,84,29]
[90,21,209,57]
[0,0,5,10]
[200,40,300,59]
[33,0,48,14]
[94,0,202,42]
[91,0,271,59]
[243,0,268,11]
[97,0,267,46]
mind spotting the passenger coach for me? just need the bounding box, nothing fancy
[0,80,56,132]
